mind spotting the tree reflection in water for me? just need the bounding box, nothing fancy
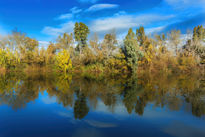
[0,72,204,118]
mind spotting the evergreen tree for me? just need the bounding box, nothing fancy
[123,28,142,72]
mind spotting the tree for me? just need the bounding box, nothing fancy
[102,32,117,59]
[57,33,74,50]
[74,22,90,52]
[123,28,142,72]
[136,26,149,47]
[89,33,104,63]
[155,33,167,54]
[56,49,72,74]
[24,37,39,52]
[184,25,205,64]
[74,93,89,119]
[46,43,58,65]
[167,30,181,56]
[0,36,7,49]
[0,48,19,69]
[7,29,27,51]
[106,49,128,74]
[20,37,39,65]
[193,25,205,41]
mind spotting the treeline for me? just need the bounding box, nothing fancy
[0,23,205,75]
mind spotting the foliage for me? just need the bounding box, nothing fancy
[102,33,117,59]
[123,28,143,72]
[193,25,205,41]
[74,22,90,51]
[0,23,204,75]
[57,33,74,50]
[0,48,20,69]
[56,50,72,73]
[136,26,149,47]
[106,49,128,74]
[167,30,181,55]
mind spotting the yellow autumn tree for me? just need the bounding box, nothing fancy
[0,48,20,70]
[139,43,155,67]
[56,49,72,73]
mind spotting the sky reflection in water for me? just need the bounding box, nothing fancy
[0,73,204,137]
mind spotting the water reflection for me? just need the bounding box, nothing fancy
[0,72,204,119]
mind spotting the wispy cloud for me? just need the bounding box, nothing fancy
[57,13,73,20]
[84,120,117,128]
[42,21,75,36]
[43,6,81,36]
[86,4,119,12]
[57,4,118,21]
[114,11,127,16]
[90,14,174,32]
[41,0,204,39]
[70,7,83,14]
[41,95,57,104]
[42,13,174,37]
[56,7,82,20]
[145,25,167,34]
[43,4,120,36]
[39,41,50,48]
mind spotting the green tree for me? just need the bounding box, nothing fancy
[123,28,142,72]
[74,22,90,52]
[74,93,89,119]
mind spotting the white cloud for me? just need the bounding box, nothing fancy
[39,41,50,48]
[84,120,117,128]
[114,11,127,16]
[145,25,167,34]
[43,7,81,36]
[86,4,119,12]
[57,13,73,20]
[42,11,174,37]
[41,95,57,104]
[42,21,75,36]
[70,7,82,14]
[42,4,121,36]
[56,7,82,20]
[90,14,174,32]
[42,3,176,38]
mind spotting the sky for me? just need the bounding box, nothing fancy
[0,0,205,44]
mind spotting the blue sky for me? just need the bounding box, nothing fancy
[0,0,205,43]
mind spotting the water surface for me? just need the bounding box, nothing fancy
[0,73,204,137]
